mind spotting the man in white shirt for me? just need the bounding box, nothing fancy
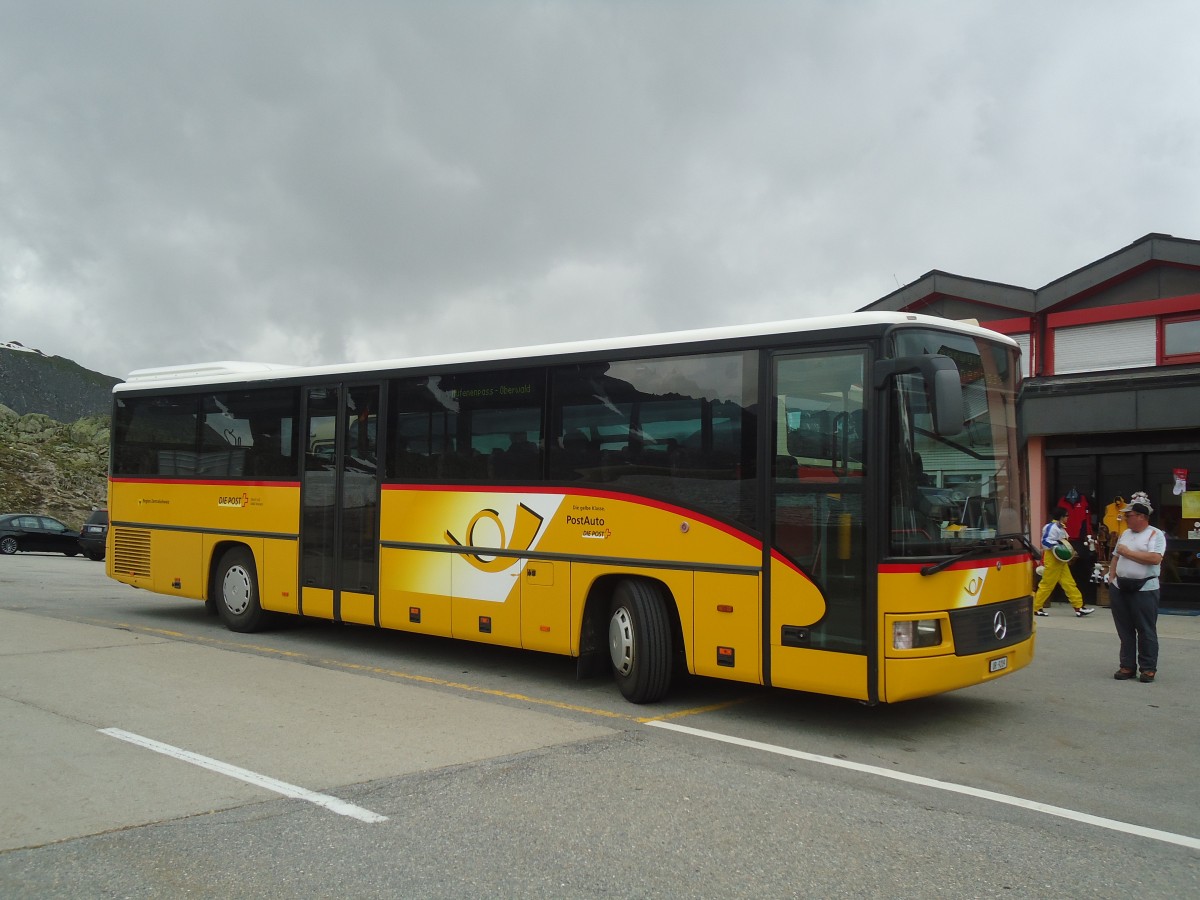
[1108,493,1167,683]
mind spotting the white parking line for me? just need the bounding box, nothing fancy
[99,728,387,824]
[647,720,1200,851]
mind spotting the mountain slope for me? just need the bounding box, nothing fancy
[0,341,120,421]
[0,343,115,527]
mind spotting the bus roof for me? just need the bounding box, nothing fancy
[115,311,1017,392]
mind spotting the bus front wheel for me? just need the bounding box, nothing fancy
[215,547,268,633]
[608,579,673,703]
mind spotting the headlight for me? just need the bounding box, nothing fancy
[893,619,942,650]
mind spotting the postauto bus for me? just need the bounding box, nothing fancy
[106,312,1033,704]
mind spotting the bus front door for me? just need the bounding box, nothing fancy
[300,384,381,625]
[769,349,871,699]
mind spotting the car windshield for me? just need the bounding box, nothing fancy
[887,328,1025,557]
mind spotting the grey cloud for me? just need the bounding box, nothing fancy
[2,1,1198,378]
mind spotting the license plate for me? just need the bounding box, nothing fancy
[989,656,1008,673]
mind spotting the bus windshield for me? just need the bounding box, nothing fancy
[888,329,1024,557]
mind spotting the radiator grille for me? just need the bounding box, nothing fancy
[949,596,1032,656]
[112,528,152,578]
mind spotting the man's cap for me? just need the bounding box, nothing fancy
[1121,490,1153,515]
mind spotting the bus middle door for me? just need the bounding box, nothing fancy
[300,384,381,625]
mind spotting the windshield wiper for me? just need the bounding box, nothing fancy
[1002,532,1040,557]
[919,533,1030,577]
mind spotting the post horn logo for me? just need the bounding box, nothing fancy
[445,503,544,572]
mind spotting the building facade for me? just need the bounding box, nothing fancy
[861,233,1200,608]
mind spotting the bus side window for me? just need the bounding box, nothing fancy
[553,429,595,479]
[496,432,540,480]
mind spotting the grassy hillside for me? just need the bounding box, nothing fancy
[0,407,108,528]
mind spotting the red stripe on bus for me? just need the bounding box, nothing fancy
[878,553,1032,574]
[109,477,301,488]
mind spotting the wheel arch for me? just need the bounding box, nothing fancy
[205,539,256,604]
[208,540,274,633]
[578,572,689,676]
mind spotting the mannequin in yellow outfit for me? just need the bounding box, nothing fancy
[1103,496,1128,540]
[1033,507,1093,617]
[1100,496,1128,564]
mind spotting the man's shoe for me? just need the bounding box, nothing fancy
[1035,609,1049,617]
[1139,671,1156,683]
[1075,607,1095,617]
[1114,668,1136,680]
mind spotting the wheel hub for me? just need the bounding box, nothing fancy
[222,565,252,616]
[608,606,634,676]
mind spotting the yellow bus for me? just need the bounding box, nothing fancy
[106,312,1034,704]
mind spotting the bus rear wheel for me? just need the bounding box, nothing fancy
[215,547,268,633]
[608,579,673,703]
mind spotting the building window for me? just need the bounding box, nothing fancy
[1054,319,1156,374]
[1162,314,1200,364]
[1012,333,1032,378]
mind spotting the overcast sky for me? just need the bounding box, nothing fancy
[3,1,1198,380]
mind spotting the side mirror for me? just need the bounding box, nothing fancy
[873,355,965,436]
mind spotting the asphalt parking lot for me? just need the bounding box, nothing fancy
[1,554,1198,898]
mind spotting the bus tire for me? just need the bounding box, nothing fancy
[215,547,268,633]
[608,579,673,703]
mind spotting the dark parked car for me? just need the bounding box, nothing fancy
[79,508,109,561]
[0,514,82,557]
